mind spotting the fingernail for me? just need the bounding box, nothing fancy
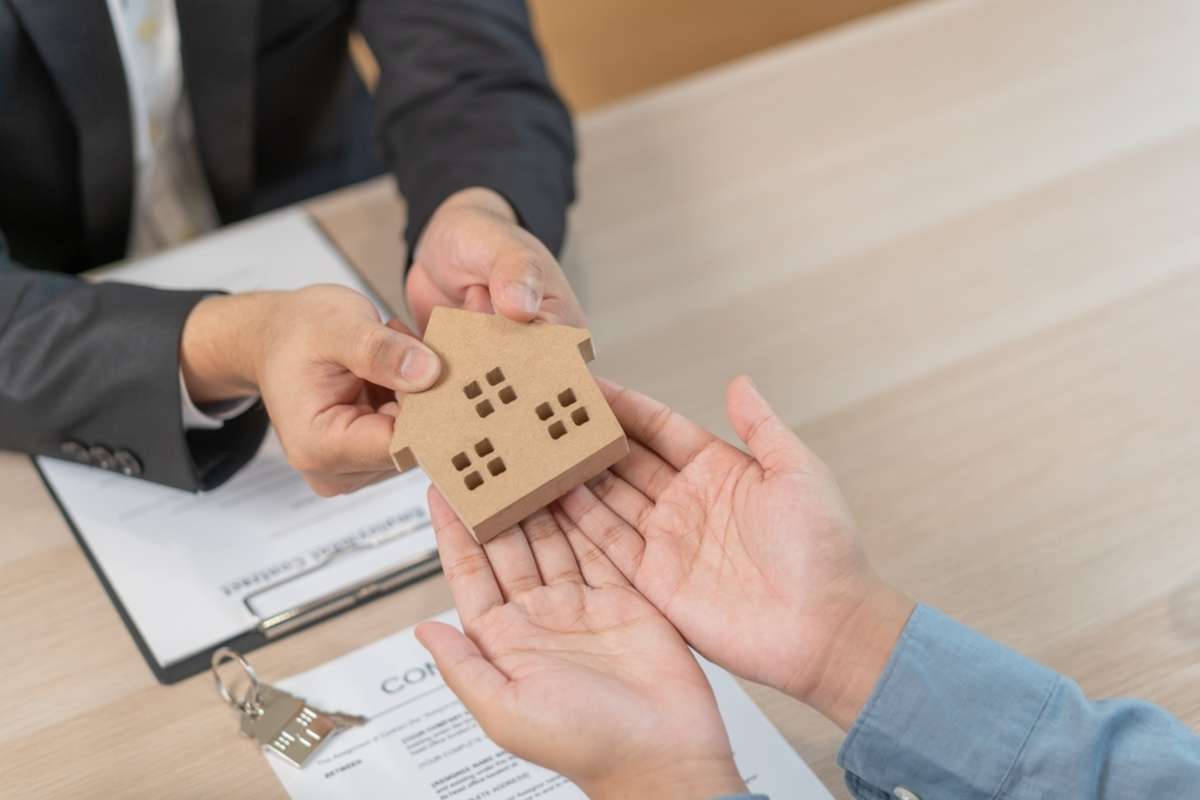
[400,347,438,385]
[504,281,540,315]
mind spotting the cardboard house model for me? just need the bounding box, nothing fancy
[390,307,629,544]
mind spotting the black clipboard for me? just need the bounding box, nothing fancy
[35,457,441,684]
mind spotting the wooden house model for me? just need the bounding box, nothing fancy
[390,307,629,543]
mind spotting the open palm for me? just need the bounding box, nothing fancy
[557,376,881,701]
[415,489,745,798]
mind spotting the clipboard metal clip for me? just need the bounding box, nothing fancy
[241,525,441,638]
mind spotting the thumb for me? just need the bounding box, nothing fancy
[726,374,807,474]
[312,406,397,474]
[488,245,546,322]
[329,318,442,393]
[415,621,510,728]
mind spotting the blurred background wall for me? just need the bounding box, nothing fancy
[528,0,912,110]
[352,0,913,111]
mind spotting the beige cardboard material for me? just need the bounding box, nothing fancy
[391,308,629,544]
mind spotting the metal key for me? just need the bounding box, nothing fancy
[212,648,367,768]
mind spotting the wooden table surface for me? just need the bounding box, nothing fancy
[4,0,1199,796]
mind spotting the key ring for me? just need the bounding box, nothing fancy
[212,647,262,714]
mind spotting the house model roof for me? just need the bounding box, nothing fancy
[390,307,629,544]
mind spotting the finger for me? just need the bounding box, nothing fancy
[350,469,398,490]
[488,244,546,322]
[405,263,453,332]
[428,487,504,624]
[415,621,509,723]
[363,379,397,410]
[597,378,716,471]
[310,405,396,473]
[557,484,645,579]
[482,523,544,601]
[552,506,632,589]
[325,316,441,393]
[385,317,418,337]
[308,468,396,497]
[521,507,583,586]
[726,375,806,474]
[584,470,654,532]
[463,285,495,314]
[529,263,585,327]
[534,293,587,327]
[610,439,677,502]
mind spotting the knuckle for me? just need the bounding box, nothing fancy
[588,471,616,501]
[547,566,582,584]
[634,501,656,532]
[551,507,580,536]
[596,520,627,552]
[445,551,492,581]
[358,325,395,370]
[521,512,559,543]
[505,573,542,595]
[645,404,673,440]
[743,412,775,446]
[576,542,606,569]
[519,251,546,283]
[574,492,604,525]
[650,460,674,490]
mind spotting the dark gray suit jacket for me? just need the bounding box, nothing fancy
[0,0,575,490]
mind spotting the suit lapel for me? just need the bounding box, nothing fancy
[175,0,258,223]
[10,0,133,266]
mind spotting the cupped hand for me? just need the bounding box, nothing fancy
[415,489,746,800]
[556,376,916,729]
[181,285,441,496]
[406,187,585,330]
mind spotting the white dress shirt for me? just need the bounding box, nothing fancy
[106,0,256,430]
[105,0,219,257]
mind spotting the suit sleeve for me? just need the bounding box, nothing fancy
[0,236,268,491]
[355,0,576,257]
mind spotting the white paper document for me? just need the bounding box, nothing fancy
[266,610,833,799]
[36,210,436,670]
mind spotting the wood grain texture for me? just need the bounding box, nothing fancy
[4,0,1200,796]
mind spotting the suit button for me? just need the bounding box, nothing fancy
[60,440,91,464]
[113,449,143,478]
[88,445,117,471]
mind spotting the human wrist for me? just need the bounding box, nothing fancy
[434,186,518,223]
[180,292,276,404]
[580,754,747,800]
[796,580,916,730]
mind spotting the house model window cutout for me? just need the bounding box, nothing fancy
[390,307,629,544]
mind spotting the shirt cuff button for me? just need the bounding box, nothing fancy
[88,445,117,471]
[114,450,143,478]
[59,440,90,464]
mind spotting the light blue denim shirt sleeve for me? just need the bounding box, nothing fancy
[838,603,1200,799]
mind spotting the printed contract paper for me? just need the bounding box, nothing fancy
[266,611,834,799]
